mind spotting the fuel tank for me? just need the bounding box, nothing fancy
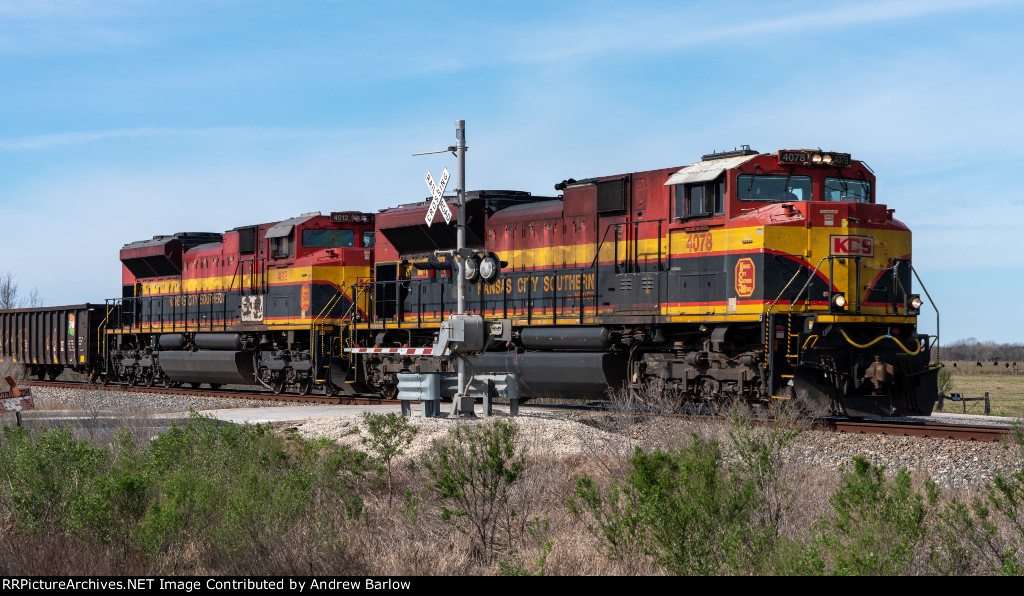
[158,351,255,385]
[467,351,626,399]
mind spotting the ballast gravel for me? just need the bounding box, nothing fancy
[11,387,1024,491]
[22,385,292,414]
[296,409,1024,490]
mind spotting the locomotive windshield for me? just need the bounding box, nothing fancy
[736,174,812,202]
[824,178,871,202]
[302,229,356,248]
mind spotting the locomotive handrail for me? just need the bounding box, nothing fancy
[589,218,666,273]
[787,255,829,312]
[908,261,940,363]
[99,299,120,378]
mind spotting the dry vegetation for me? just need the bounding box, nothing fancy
[2,387,1024,577]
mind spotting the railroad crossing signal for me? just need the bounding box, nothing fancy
[424,168,451,226]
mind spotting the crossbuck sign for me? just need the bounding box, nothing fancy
[424,168,452,226]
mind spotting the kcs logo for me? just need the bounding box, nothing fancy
[830,235,874,257]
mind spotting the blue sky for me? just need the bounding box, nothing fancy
[0,0,1021,344]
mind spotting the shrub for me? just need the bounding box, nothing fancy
[425,419,525,562]
[930,423,1024,575]
[568,435,768,575]
[135,414,368,571]
[0,413,371,574]
[790,456,939,576]
[361,412,418,505]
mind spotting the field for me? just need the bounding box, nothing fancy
[940,361,1024,419]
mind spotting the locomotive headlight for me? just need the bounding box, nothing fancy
[907,294,923,314]
[822,153,833,165]
[831,293,847,311]
[463,257,480,282]
[811,153,823,165]
[479,255,500,283]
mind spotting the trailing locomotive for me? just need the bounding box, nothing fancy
[105,211,375,394]
[348,148,939,417]
[0,147,939,417]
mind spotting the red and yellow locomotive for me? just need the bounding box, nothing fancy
[349,148,938,417]
[107,211,375,393]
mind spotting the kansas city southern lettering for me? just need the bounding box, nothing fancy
[480,272,595,296]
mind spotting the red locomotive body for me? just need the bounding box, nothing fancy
[351,148,936,417]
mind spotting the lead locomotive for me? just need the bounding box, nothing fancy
[349,147,939,417]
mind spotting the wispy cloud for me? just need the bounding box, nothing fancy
[0,126,351,151]
[483,0,1017,66]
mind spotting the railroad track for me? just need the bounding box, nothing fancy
[23,381,1021,443]
[815,418,1017,443]
[505,400,1019,443]
[25,380,389,406]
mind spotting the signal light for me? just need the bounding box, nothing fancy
[480,253,501,284]
[463,257,480,282]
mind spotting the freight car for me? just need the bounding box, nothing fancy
[0,304,103,381]
[346,148,939,418]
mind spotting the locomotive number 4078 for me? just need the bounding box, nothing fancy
[686,232,713,253]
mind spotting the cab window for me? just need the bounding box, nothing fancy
[270,233,294,259]
[302,229,355,248]
[824,178,871,202]
[674,180,724,219]
[362,230,375,247]
[737,174,812,202]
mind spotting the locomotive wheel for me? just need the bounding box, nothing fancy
[272,378,285,395]
[142,371,155,388]
[298,377,312,396]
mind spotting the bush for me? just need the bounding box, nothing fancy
[930,423,1024,575]
[788,456,939,576]
[569,435,769,575]
[361,412,418,505]
[425,419,525,562]
[0,413,371,574]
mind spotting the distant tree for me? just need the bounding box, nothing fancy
[939,338,1024,363]
[0,271,18,309]
[26,287,44,307]
[0,271,44,309]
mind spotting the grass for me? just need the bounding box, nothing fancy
[940,362,1024,419]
